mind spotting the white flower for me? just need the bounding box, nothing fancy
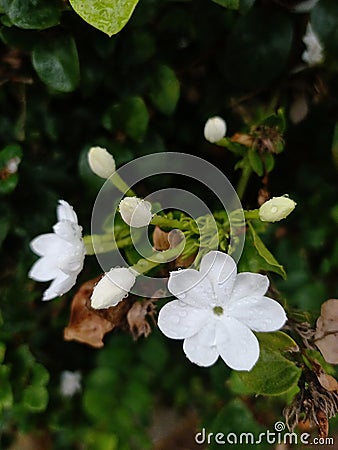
[91,267,136,309]
[302,23,324,66]
[60,371,81,397]
[119,196,153,228]
[87,146,116,179]
[204,116,227,143]
[259,196,296,222]
[158,251,287,370]
[29,200,86,301]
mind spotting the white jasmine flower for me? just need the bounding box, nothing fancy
[158,251,287,370]
[119,196,153,228]
[204,116,227,143]
[259,196,296,222]
[302,23,324,66]
[60,371,81,397]
[87,146,116,179]
[29,200,86,301]
[91,267,136,309]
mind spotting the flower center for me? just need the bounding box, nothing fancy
[213,306,224,316]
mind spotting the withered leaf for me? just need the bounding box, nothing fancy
[314,299,338,364]
[152,226,196,268]
[64,277,131,348]
[312,360,338,392]
[127,298,157,340]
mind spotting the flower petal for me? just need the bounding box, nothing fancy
[43,273,77,301]
[183,322,219,367]
[57,200,78,223]
[168,269,214,308]
[200,251,237,305]
[28,257,60,281]
[53,221,82,242]
[200,251,237,283]
[216,317,260,371]
[30,233,65,257]
[230,273,269,303]
[229,296,287,332]
[58,253,85,275]
[158,300,209,339]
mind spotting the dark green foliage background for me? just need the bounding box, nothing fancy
[0,0,338,448]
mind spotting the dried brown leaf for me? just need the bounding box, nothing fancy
[314,299,338,364]
[64,277,125,348]
[127,299,157,340]
[312,360,338,392]
[153,226,170,250]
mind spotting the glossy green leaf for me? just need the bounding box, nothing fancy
[0,0,60,30]
[212,0,239,9]
[69,0,140,37]
[0,365,13,410]
[223,6,292,90]
[249,222,286,278]
[149,65,180,115]
[235,332,301,396]
[248,148,264,176]
[22,385,49,412]
[32,35,80,92]
[103,96,149,141]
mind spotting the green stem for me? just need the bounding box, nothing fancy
[244,209,259,220]
[83,234,132,255]
[110,172,135,196]
[236,165,252,201]
[150,215,191,230]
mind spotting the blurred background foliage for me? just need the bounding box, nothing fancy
[0,0,338,448]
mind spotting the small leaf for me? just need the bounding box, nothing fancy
[248,148,264,176]
[263,153,275,173]
[0,365,13,410]
[236,332,301,396]
[32,35,80,92]
[248,222,286,278]
[22,385,48,412]
[69,0,140,37]
[149,65,180,115]
[0,0,60,30]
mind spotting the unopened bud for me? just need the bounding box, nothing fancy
[91,267,136,309]
[259,196,296,222]
[204,116,227,143]
[88,146,116,179]
[119,196,153,228]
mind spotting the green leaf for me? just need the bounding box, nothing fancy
[263,152,275,173]
[0,342,5,364]
[22,385,49,412]
[32,35,80,92]
[69,0,140,37]
[260,108,286,134]
[248,148,264,176]
[0,0,60,30]
[223,6,292,90]
[32,363,50,386]
[249,222,286,278]
[238,226,286,278]
[103,96,149,142]
[0,365,13,411]
[236,332,301,396]
[149,65,180,115]
[212,0,239,9]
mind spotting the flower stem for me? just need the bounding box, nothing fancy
[150,215,191,231]
[83,234,132,255]
[110,172,135,197]
[237,165,252,201]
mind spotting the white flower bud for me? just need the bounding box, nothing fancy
[204,116,227,143]
[259,196,296,222]
[119,196,153,228]
[302,23,324,66]
[91,267,136,309]
[87,146,116,179]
